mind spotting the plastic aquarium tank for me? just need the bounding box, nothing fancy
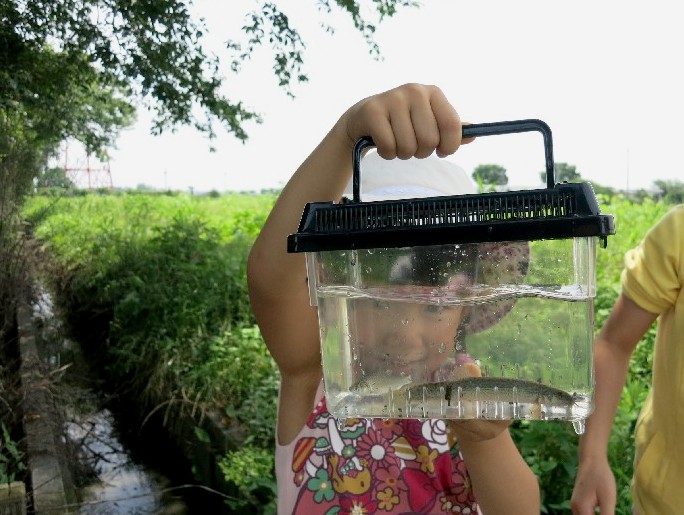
[307,236,597,434]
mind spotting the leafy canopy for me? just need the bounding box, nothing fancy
[540,162,582,184]
[1,0,417,156]
[472,163,508,186]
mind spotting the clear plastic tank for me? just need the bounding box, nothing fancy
[308,237,596,427]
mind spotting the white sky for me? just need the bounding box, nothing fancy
[76,0,683,193]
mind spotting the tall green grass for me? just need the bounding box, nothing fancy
[26,198,272,396]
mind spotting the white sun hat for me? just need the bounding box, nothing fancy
[343,150,476,201]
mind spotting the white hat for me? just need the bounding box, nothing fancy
[343,150,476,201]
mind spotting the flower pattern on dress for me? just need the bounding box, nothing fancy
[375,465,406,494]
[356,428,400,474]
[290,394,480,514]
[307,468,335,503]
[449,458,475,505]
[372,418,403,440]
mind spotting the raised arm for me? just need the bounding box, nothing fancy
[246,83,466,443]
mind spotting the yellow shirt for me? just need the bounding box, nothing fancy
[621,204,684,515]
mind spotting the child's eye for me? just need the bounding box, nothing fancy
[425,304,445,314]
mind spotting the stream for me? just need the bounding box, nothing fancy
[32,289,227,514]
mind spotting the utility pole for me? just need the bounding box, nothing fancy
[626,148,630,193]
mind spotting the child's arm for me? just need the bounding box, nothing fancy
[570,293,657,515]
[455,422,540,514]
[247,83,466,444]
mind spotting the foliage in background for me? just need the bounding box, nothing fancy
[1,0,417,157]
[472,163,508,187]
[0,422,26,485]
[539,162,582,184]
[653,179,684,204]
[24,192,677,512]
[219,445,277,514]
[24,193,274,405]
[0,111,35,487]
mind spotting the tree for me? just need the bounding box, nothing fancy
[654,179,684,204]
[589,182,617,198]
[34,167,75,190]
[540,162,582,184]
[472,164,508,186]
[1,0,417,156]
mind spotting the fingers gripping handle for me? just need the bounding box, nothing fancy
[352,119,555,203]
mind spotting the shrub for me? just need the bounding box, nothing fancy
[219,445,277,514]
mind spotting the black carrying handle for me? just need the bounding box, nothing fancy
[352,119,555,203]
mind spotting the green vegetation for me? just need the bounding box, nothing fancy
[23,191,281,510]
[540,162,582,184]
[22,191,675,512]
[24,192,275,402]
[0,422,26,485]
[472,163,508,187]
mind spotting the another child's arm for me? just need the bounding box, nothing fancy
[247,83,466,444]
[570,294,657,515]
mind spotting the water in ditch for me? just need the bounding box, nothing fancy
[32,289,228,514]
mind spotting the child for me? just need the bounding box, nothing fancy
[247,83,541,514]
[571,205,684,515]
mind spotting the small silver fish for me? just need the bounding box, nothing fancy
[350,374,413,395]
[401,377,577,408]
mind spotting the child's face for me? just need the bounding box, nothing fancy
[351,295,465,378]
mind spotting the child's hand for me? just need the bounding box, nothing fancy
[336,83,473,161]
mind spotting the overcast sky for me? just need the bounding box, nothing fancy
[66,0,683,193]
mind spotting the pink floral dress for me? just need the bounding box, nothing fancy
[276,382,479,514]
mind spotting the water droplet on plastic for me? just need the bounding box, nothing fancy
[438,342,447,353]
[573,419,585,435]
[401,319,409,326]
